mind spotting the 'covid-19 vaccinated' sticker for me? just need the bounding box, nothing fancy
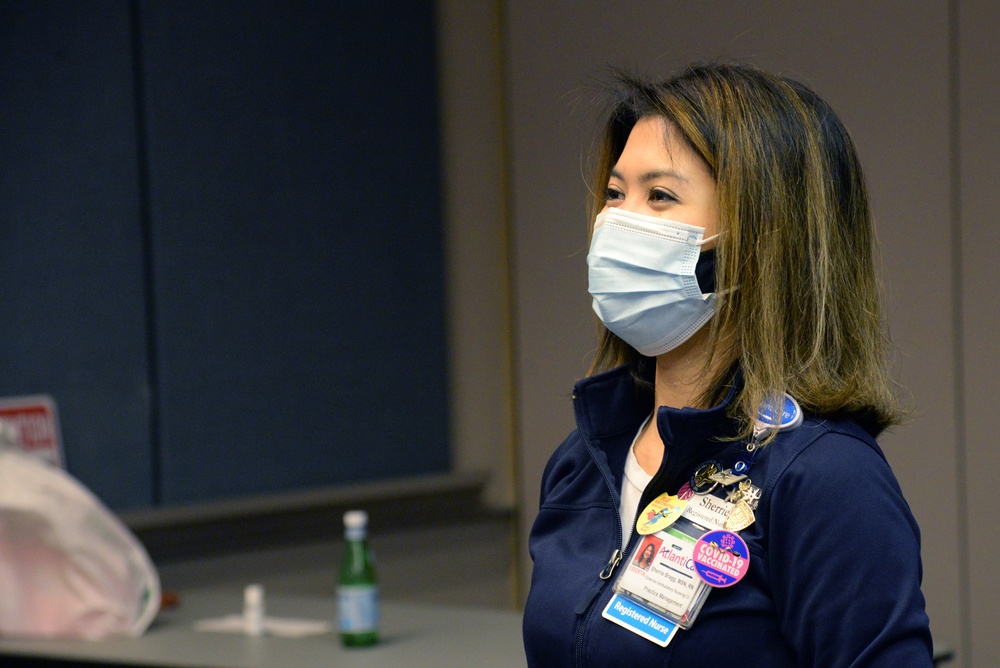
[693,530,749,587]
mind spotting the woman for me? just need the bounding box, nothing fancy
[523,63,933,666]
[634,541,657,570]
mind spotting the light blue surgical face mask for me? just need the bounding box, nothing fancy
[587,208,718,357]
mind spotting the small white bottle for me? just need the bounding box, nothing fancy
[243,583,265,636]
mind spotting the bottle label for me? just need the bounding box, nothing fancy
[337,585,379,633]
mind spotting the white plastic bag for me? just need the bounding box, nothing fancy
[0,427,160,639]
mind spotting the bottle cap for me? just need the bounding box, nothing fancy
[244,583,264,610]
[344,509,368,529]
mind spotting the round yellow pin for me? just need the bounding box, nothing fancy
[636,492,689,535]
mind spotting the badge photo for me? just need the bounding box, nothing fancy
[631,535,664,571]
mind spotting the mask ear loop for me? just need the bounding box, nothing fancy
[692,233,721,297]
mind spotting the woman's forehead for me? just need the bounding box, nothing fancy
[611,117,712,183]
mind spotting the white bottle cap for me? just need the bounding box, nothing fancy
[344,509,368,529]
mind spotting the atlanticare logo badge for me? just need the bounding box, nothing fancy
[658,543,695,571]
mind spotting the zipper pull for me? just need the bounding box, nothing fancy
[574,549,624,615]
[599,549,623,580]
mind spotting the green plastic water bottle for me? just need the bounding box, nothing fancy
[337,509,378,646]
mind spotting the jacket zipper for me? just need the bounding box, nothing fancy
[574,411,674,667]
[573,436,627,668]
[572,395,673,666]
[574,551,623,666]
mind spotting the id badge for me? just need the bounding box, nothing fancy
[608,488,735,630]
[611,522,708,628]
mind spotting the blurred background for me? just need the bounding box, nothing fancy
[1,1,997,666]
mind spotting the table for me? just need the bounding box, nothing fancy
[0,590,526,667]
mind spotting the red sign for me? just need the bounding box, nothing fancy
[0,395,63,467]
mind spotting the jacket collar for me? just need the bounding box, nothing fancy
[573,364,744,495]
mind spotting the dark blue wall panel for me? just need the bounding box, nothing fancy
[0,0,449,509]
[0,0,154,508]
[138,1,450,503]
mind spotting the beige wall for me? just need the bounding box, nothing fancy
[436,1,515,510]
[960,0,1000,665]
[439,1,998,665]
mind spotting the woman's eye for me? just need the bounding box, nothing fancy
[649,188,677,204]
[604,187,624,203]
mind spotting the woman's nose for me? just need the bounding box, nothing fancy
[618,196,653,216]
[603,193,649,216]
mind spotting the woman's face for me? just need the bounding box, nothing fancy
[603,116,718,240]
[642,544,655,559]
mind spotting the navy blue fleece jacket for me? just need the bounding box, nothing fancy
[523,365,932,667]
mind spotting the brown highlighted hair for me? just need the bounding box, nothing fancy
[588,62,902,437]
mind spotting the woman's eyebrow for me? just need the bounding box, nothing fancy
[609,168,689,184]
